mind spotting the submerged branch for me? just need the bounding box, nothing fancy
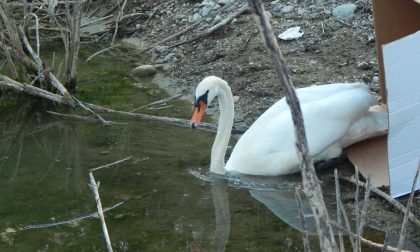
[89,156,132,172]
[89,172,113,252]
[19,201,126,230]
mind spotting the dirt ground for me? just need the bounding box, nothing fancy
[120,0,419,242]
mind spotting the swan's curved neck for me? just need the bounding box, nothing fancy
[210,81,234,174]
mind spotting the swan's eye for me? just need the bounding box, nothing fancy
[194,90,209,108]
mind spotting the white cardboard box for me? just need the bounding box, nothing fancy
[383,31,420,197]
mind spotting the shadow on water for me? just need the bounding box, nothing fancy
[0,44,418,251]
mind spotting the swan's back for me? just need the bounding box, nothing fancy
[225,83,378,176]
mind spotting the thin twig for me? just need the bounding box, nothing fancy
[20,201,126,230]
[89,172,113,252]
[355,167,361,252]
[247,1,337,251]
[340,176,420,227]
[141,21,201,52]
[89,156,132,172]
[169,4,249,49]
[334,169,345,252]
[295,187,311,252]
[358,176,372,242]
[111,0,127,45]
[46,110,118,124]
[397,161,420,251]
[130,94,183,112]
[86,44,120,62]
[74,98,111,125]
[339,199,356,250]
[330,221,410,252]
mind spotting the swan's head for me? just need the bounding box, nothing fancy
[190,76,224,128]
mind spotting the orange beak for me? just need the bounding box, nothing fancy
[190,101,207,128]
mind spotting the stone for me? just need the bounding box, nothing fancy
[190,13,202,23]
[372,76,380,83]
[200,5,213,17]
[357,62,371,70]
[281,5,295,14]
[217,0,230,5]
[332,4,357,19]
[132,65,157,77]
[163,53,176,63]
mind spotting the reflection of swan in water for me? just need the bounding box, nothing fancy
[198,171,319,251]
[249,189,317,235]
[210,180,230,251]
[203,172,420,251]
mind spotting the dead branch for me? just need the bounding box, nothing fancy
[397,161,420,251]
[168,4,249,49]
[247,1,337,251]
[355,167,361,252]
[48,72,76,106]
[358,176,372,247]
[19,201,126,231]
[130,94,183,112]
[46,110,111,123]
[74,98,111,125]
[142,22,200,52]
[111,0,127,45]
[334,170,345,252]
[86,44,120,63]
[63,0,82,91]
[340,176,420,227]
[0,74,68,104]
[330,221,410,252]
[295,187,311,252]
[89,156,132,172]
[81,14,113,28]
[140,1,237,51]
[89,172,113,252]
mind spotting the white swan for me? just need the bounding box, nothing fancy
[190,76,388,176]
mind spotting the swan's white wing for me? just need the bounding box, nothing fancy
[226,84,376,175]
[253,83,368,126]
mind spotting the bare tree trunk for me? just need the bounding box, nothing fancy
[246,1,337,251]
[64,0,82,91]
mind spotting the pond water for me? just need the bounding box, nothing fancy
[0,44,417,251]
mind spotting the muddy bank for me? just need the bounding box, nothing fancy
[123,0,419,239]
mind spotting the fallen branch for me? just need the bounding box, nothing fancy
[334,170,345,252]
[330,221,410,252]
[74,98,111,125]
[142,21,201,52]
[130,94,183,112]
[46,111,121,125]
[20,201,125,230]
[89,156,132,172]
[89,172,113,252]
[86,44,121,63]
[111,0,128,45]
[340,176,420,227]
[81,14,113,28]
[168,4,249,49]
[295,187,311,252]
[397,161,420,251]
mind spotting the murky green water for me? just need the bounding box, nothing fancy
[0,44,417,251]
